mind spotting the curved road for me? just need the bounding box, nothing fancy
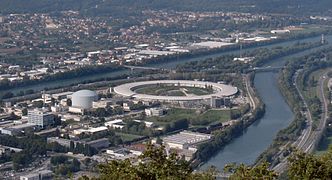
[273,69,330,173]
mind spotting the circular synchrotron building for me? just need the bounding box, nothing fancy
[113,80,238,103]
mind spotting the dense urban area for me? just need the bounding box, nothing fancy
[0,0,331,179]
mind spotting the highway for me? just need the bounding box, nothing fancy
[244,74,257,110]
[273,69,330,173]
[123,65,165,71]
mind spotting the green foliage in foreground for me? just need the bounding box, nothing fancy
[225,162,277,180]
[80,144,217,180]
[288,148,332,179]
[80,144,332,180]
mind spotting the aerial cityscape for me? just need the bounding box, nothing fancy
[0,0,331,179]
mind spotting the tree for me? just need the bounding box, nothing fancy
[80,144,217,180]
[33,100,44,108]
[224,162,277,180]
[67,99,72,106]
[156,137,162,145]
[51,155,68,165]
[288,148,332,179]
[22,108,28,116]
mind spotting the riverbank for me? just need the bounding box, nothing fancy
[199,35,332,170]
[192,73,265,168]
[256,46,332,169]
[0,32,330,98]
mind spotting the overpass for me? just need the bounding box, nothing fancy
[123,65,167,71]
[250,66,284,72]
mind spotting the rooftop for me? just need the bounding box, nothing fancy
[163,131,212,145]
[114,80,238,101]
[73,90,97,97]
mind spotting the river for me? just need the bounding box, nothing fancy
[3,34,332,170]
[201,35,332,170]
[0,35,327,95]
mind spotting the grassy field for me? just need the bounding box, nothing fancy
[145,108,232,126]
[135,84,213,96]
[115,132,144,142]
[185,87,214,95]
[302,70,324,100]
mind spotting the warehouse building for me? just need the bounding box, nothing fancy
[161,131,212,150]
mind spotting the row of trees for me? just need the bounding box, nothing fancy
[80,143,332,179]
[51,155,81,176]
[176,42,322,75]
[0,64,124,91]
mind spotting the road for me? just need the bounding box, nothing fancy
[244,74,257,110]
[273,69,330,173]
[123,65,165,71]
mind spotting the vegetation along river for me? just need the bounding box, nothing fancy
[2,35,332,170]
[201,35,332,169]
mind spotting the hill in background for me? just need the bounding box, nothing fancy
[0,0,331,16]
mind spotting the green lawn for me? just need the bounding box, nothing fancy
[115,132,144,142]
[185,87,213,95]
[200,110,231,122]
[302,70,323,100]
[135,84,213,96]
[145,108,231,126]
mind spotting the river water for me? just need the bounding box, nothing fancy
[3,34,332,170]
[0,35,327,95]
[201,35,332,170]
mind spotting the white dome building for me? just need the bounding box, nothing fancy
[71,90,98,109]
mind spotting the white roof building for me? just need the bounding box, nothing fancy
[73,126,108,135]
[114,80,238,102]
[162,131,212,150]
[191,41,235,49]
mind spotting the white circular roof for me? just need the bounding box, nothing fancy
[72,90,97,97]
[113,80,238,101]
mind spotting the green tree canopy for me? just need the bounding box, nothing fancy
[80,145,332,180]
[80,144,217,180]
[288,148,332,179]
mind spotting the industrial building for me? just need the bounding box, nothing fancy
[20,170,52,180]
[73,126,108,135]
[104,119,126,129]
[28,109,55,128]
[161,131,212,150]
[210,96,231,108]
[47,137,72,148]
[0,123,37,136]
[47,137,109,150]
[51,91,73,100]
[85,138,110,150]
[191,41,235,49]
[145,108,165,117]
[71,90,98,109]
